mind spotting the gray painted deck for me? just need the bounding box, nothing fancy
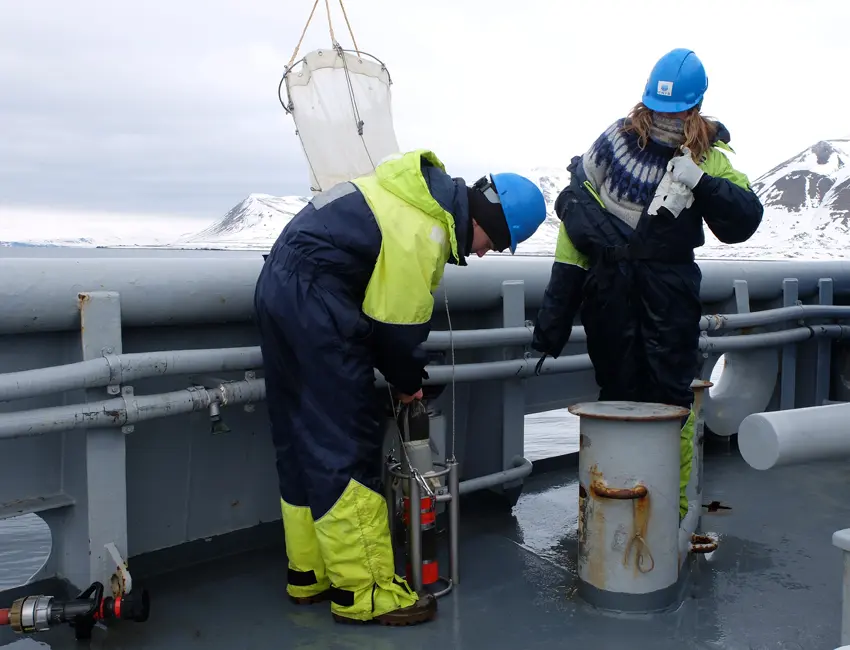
[1,446,846,649]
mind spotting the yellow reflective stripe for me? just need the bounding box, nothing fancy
[679,410,695,519]
[555,223,590,270]
[582,180,606,208]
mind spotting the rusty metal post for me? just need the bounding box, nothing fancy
[571,400,690,613]
[37,292,131,595]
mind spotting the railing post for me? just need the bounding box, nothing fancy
[780,279,799,410]
[52,291,131,593]
[733,279,750,314]
[834,529,850,647]
[501,280,526,500]
[816,278,834,406]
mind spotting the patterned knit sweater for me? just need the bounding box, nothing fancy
[581,114,687,229]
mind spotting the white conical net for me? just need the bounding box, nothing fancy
[283,48,401,194]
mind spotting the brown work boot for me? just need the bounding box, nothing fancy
[333,593,437,626]
[289,590,331,605]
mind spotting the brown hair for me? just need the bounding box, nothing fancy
[621,102,718,162]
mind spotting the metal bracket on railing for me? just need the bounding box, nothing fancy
[189,376,237,434]
[386,460,459,598]
[243,371,257,413]
[120,387,134,435]
[103,349,122,397]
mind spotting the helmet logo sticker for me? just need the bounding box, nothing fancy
[657,80,674,97]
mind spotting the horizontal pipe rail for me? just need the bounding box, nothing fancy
[3,310,850,403]
[0,379,267,440]
[0,342,593,404]
[422,326,539,350]
[700,324,850,352]
[3,257,850,334]
[0,355,596,439]
[0,354,592,439]
[700,304,850,331]
[457,457,533,495]
[0,347,263,402]
[414,354,593,385]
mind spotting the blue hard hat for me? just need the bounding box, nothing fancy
[642,48,708,113]
[489,172,547,254]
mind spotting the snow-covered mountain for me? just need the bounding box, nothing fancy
[499,166,569,256]
[172,168,570,255]
[172,194,309,250]
[172,150,850,259]
[4,138,850,259]
[753,138,850,219]
[695,137,850,260]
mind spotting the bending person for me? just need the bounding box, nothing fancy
[255,150,546,625]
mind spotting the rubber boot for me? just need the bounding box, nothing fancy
[332,593,437,626]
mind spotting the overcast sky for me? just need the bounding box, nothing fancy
[1,0,848,228]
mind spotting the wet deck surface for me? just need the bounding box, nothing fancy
[1,447,847,650]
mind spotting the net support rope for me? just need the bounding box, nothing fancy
[286,0,360,68]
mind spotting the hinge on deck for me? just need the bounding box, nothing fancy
[105,542,133,597]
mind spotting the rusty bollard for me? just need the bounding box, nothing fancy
[570,401,690,613]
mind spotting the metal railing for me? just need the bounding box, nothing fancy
[0,256,849,636]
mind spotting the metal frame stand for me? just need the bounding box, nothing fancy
[386,459,460,598]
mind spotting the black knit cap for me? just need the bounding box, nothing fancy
[466,185,511,252]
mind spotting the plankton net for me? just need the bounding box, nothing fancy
[278,0,401,194]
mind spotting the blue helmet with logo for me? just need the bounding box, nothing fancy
[478,173,546,254]
[642,48,708,113]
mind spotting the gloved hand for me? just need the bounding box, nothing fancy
[648,171,694,219]
[399,389,423,404]
[667,146,704,190]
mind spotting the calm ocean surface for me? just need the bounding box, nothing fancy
[0,247,721,590]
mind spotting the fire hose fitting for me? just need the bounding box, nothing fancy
[2,581,149,640]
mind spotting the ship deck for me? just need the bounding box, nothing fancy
[1,440,847,650]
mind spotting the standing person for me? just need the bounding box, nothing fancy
[254,149,546,626]
[531,48,764,519]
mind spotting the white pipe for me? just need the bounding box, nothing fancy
[738,403,850,470]
[704,348,779,438]
[457,457,533,495]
